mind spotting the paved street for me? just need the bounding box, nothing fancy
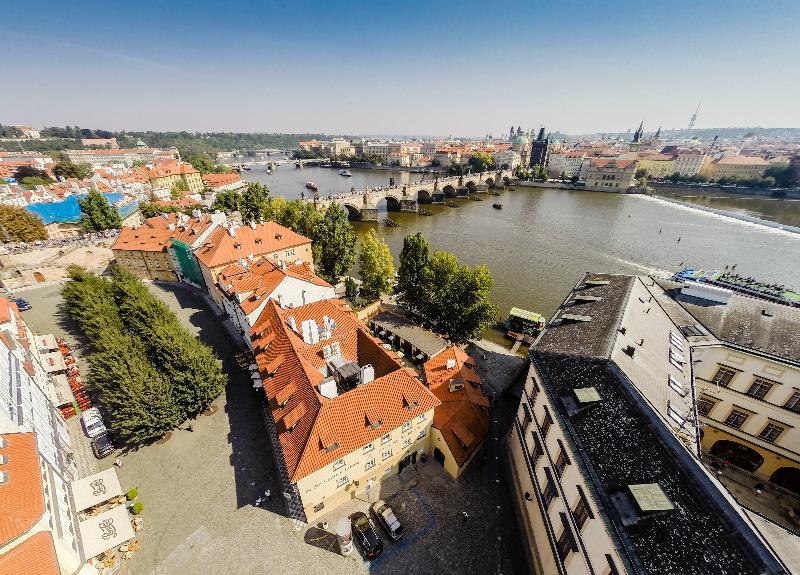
[19,282,529,575]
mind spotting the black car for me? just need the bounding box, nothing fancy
[12,298,31,311]
[91,432,114,459]
[350,511,383,559]
[372,499,404,541]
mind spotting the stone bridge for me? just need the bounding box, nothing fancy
[309,170,513,221]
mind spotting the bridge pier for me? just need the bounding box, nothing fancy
[399,199,418,212]
[360,207,380,221]
[432,193,444,204]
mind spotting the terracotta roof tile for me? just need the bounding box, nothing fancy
[194,222,311,269]
[0,531,59,575]
[0,433,46,547]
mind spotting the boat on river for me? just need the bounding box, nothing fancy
[338,170,352,177]
[305,181,318,191]
[493,203,502,209]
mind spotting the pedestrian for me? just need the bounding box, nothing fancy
[462,511,469,523]
[256,496,263,508]
[186,424,194,432]
[114,458,123,468]
[265,489,271,501]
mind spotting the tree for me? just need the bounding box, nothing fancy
[314,204,356,282]
[764,164,794,187]
[52,161,91,180]
[423,251,497,343]
[240,182,272,223]
[170,178,189,200]
[139,202,180,218]
[0,205,47,242]
[274,199,322,239]
[396,232,430,315]
[468,151,495,173]
[358,229,395,297]
[184,153,215,173]
[12,165,52,182]
[210,190,243,213]
[78,190,121,231]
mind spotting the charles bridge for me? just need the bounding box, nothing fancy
[308,169,514,221]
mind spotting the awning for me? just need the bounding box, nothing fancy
[78,505,135,559]
[41,351,66,373]
[71,468,123,512]
[36,333,58,351]
[52,373,75,407]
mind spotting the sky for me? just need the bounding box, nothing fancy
[3,0,799,137]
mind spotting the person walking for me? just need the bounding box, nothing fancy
[462,511,469,523]
[265,489,271,502]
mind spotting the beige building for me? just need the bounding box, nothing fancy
[583,159,637,191]
[148,160,204,192]
[673,151,708,177]
[636,153,676,178]
[251,298,440,522]
[708,155,770,180]
[508,273,790,575]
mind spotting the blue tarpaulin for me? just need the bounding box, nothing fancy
[25,192,138,224]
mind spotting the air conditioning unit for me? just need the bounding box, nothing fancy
[360,364,375,386]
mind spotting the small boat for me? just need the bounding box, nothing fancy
[493,203,502,209]
[338,170,352,177]
[242,165,251,171]
[305,182,318,191]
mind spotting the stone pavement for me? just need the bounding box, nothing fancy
[66,417,100,478]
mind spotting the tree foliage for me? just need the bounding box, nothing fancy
[314,204,356,282]
[52,161,92,180]
[468,151,495,173]
[210,190,243,213]
[240,182,272,223]
[396,232,430,314]
[0,205,48,243]
[78,190,121,231]
[358,229,395,297]
[139,202,181,218]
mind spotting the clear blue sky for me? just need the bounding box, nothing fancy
[3,0,798,136]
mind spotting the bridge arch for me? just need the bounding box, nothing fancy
[384,195,402,212]
[485,177,494,187]
[465,180,477,191]
[417,189,433,204]
[442,185,457,198]
[342,203,362,221]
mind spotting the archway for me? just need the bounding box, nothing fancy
[417,189,433,204]
[709,440,764,473]
[769,467,800,495]
[485,177,494,187]
[342,204,362,221]
[442,185,457,198]
[385,196,402,212]
[465,181,477,192]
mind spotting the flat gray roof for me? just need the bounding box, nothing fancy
[371,312,448,358]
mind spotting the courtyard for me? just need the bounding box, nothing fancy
[20,282,529,575]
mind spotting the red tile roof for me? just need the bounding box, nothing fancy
[590,158,636,169]
[0,298,13,324]
[112,213,216,252]
[424,347,490,467]
[194,222,311,269]
[201,173,241,187]
[147,160,198,179]
[0,531,59,575]
[0,433,46,547]
[252,299,440,482]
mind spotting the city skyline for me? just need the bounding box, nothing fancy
[2,0,799,135]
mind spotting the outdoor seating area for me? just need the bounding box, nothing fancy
[56,336,93,418]
[370,311,448,365]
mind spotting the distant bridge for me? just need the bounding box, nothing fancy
[308,170,513,221]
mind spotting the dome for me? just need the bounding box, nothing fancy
[512,133,530,146]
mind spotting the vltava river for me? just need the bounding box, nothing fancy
[246,164,800,343]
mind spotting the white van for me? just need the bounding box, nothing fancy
[81,408,107,438]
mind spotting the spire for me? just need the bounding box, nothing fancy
[632,119,644,143]
[654,125,661,140]
[537,127,545,141]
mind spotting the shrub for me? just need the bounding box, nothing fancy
[131,502,144,515]
[126,488,138,501]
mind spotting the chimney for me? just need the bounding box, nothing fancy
[191,208,201,219]
[250,221,257,230]
[360,364,375,386]
[228,225,237,238]
[446,358,456,369]
[288,316,298,332]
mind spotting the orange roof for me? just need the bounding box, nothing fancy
[252,300,440,482]
[202,172,241,187]
[0,298,13,324]
[424,347,490,467]
[194,222,311,269]
[0,531,59,575]
[590,158,636,169]
[147,160,198,179]
[716,155,770,166]
[112,226,173,252]
[0,433,46,547]
[113,213,217,252]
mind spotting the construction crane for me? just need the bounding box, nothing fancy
[688,102,701,130]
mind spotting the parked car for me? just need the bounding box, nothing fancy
[91,432,114,459]
[81,407,107,438]
[350,511,383,559]
[371,499,404,541]
[12,298,31,311]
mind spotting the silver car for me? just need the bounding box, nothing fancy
[371,499,403,541]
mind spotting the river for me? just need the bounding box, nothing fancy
[245,163,800,345]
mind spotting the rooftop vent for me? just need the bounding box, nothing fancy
[0,471,6,484]
[623,345,635,357]
[619,326,627,335]
[255,238,262,244]
[680,283,733,305]
[560,313,592,323]
[446,358,457,369]
[449,378,464,393]
[584,279,610,287]
[573,294,602,303]
[275,233,282,240]
[679,324,709,337]
[761,309,773,317]
[360,364,374,386]
[574,387,602,404]
[318,377,338,399]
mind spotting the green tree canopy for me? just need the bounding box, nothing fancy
[0,205,48,243]
[396,232,430,315]
[78,190,121,231]
[52,161,92,180]
[468,151,495,173]
[240,182,273,223]
[12,165,52,182]
[210,190,243,213]
[139,202,180,219]
[314,204,356,282]
[358,228,395,297]
[183,152,215,173]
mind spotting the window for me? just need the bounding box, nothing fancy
[667,401,687,427]
[417,429,427,440]
[746,379,773,400]
[403,438,412,448]
[381,433,391,445]
[365,459,375,471]
[363,443,374,454]
[785,391,800,413]
[333,458,345,471]
[670,331,684,351]
[382,449,392,461]
[572,486,594,530]
[605,554,620,575]
[711,366,737,387]
[543,469,557,508]
[284,249,295,257]
[724,409,749,429]
[668,374,687,397]
[402,421,412,432]
[530,434,544,461]
[314,502,324,513]
[521,402,532,428]
[669,348,684,370]
[530,377,540,401]
[416,413,427,423]
[697,397,716,417]
[555,441,570,478]
[759,423,785,443]
[540,408,553,438]
[556,513,576,561]
[336,475,348,488]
